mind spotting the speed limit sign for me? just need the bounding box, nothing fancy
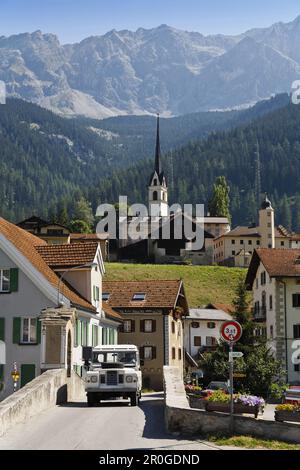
[220,320,242,343]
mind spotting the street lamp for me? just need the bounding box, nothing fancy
[57,262,98,307]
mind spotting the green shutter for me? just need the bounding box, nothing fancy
[0,365,4,380]
[10,268,19,292]
[0,318,5,341]
[37,319,41,344]
[13,317,21,344]
[20,364,35,388]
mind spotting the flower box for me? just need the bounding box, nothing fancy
[205,402,260,418]
[275,411,300,423]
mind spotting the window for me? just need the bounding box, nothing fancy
[191,322,199,329]
[178,348,182,360]
[256,279,259,289]
[93,286,99,302]
[81,321,88,346]
[0,269,10,292]
[256,240,260,246]
[21,318,37,344]
[132,293,146,301]
[102,293,110,301]
[124,320,132,333]
[232,250,236,256]
[207,322,216,329]
[231,240,235,245]
[294,325,300,339]
[172,321,176,334]
[206,336,217,347]
[92,325,98,346]
[172,347,176,360]
[153,191,158,201]
[153,179,158,186]
[240,240,244,245]
[194,336,201,346]
[294,364,300,372]
[144,346,153,360]
[292,294,300,308]
[144,320,153,333]
[269,295,273,310]
[261,271,266,286]
[270,325,274,339]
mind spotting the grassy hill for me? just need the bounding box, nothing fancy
[104,263,247,307]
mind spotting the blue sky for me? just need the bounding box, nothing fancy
[1,0,300,43]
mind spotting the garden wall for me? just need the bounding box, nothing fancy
[164,366,300,444]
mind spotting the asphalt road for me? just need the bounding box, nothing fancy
[0,393,223,450]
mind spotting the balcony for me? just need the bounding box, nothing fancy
[253,306,267,322]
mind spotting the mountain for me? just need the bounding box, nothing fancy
[0,94,289,221]
[0,18,300,117]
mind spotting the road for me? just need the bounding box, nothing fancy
[0,394,224,450]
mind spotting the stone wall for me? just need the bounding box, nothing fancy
[0,369,86,437]
[164,366,300,444]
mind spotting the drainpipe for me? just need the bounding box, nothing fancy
[281,280,289,380]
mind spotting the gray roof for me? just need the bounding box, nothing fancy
[187,308,232,321]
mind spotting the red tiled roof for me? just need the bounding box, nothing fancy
[246,248,300,288]
[102,303,123,322]
[102,280,185,310]
[0,218,95,311]
[70,233,109,241]
[36,242,98,268]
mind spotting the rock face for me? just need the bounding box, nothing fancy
[1,18,300,118]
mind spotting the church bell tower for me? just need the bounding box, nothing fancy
[148,115,168,217]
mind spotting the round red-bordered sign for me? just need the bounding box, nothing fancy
[220,320,242,343]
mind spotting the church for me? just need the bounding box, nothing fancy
[116,115,230,265]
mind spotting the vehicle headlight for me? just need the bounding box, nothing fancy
[90,375,98,383]
[126,376,133,383]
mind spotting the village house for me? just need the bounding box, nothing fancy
[184,306,232,358]
[102,279,189,390]
[0,217,121,399]
[214,196,291,268]
[17,216,110,260]
[245,248,300,384]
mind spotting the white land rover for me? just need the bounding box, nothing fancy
[82,344,142,407]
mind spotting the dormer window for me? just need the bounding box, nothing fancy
[102,293,110,301]
[132,293,146,301]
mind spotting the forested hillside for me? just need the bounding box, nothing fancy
[90,100,300,231]
[0,95,288,222]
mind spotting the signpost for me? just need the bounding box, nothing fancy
[220,320,243,433]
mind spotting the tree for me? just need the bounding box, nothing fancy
[232,276,262,356]
[280,194,292,230]
[70,197,94,232]
[69,219,92,234]
[208,176,231,222]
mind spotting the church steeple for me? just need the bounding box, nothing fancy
[155,114,162,175]
[148,114,168,217]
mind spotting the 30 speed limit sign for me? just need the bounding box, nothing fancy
[220,320,242,343]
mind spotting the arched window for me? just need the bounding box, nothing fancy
[153,191,158,201]
[153,178,158,186]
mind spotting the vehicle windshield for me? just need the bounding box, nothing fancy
[92,351,137,367]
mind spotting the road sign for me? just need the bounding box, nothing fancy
[229,351,244,361]
[220,320,242,344]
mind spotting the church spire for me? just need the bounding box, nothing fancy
[155,114,162,175]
